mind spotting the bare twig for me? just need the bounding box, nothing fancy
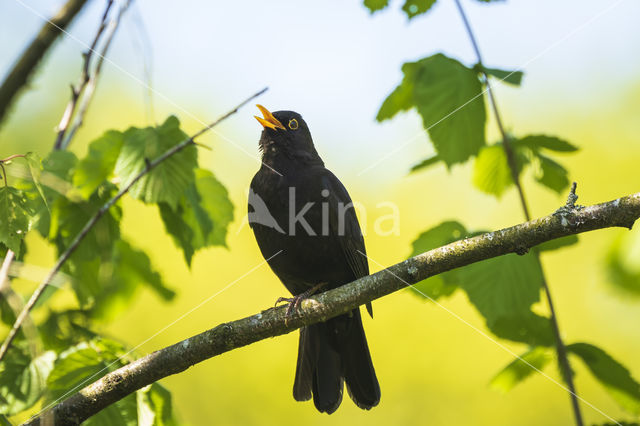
[25,192,640,425]
[0,0,90,125]
[53,0,120,150]
[62,0,133,149]
[0,87,269,363]
[453,1,584,424]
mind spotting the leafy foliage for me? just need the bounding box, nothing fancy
[159,168,234,265]
[378,54,486,166]
[568,343,640,414]
[479,65,523,86]
[490,347,552,393]
[115,116,197,210]
[0,187,33,257]
[47,339,177,425]
[0,345,55,415]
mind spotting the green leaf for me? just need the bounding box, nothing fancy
[489,312,554,346]
[25,152,49,212]
[74,130,124,198]
[568,343,640,414]
[472,142,529,197]
[605,236,640,296]
[409,155,441,173]
[363,0,389,13]
[402,0,437,19]
[490,347,552,393]
[378,54,486,166]
[456,252,543,327]
[377,62,420,122]
[517,135,578,153]
[89,240,175,321]
[39,310,97,352]
[138,383,178,426]
[534,153,570,194]
[0,346,55,415]
[0,187,34,257]
[115,116,197,210]
[480,65,523,86]
[409,221,467,300]
[49,183,122,307]
[159,169,234,266]
[537,235,579,252]
[47,339,139,425]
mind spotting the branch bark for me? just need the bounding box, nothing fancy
[0,0,90,125]
[26,192,640,425]
[0,87,268,364]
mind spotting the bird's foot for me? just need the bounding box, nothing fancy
[275,282,326,325]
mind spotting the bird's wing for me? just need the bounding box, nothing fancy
[318,169,373,317]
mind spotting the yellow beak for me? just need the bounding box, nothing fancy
[255,104,286,131]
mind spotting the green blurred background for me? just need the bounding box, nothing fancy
[1,0,639,424]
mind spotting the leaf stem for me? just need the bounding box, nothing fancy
[453,1,584,425]
[0,87,268,364]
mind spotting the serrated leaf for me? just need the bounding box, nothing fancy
[363,0,389,13]
[380,54,486,166]
[74,130,124,198]
[159,169,233,266]
[490,347,552,393]
[518,135,578,153]
[409,221,467,300]
[0,187,34,256]
[457,252,543,326]
[568,343,640,414]
[402,0,437,19]
[377,62,420,122]
[0,346,55,415]
[534,153,569,194]
[480,65,523,86]
[47,339,138,425]
[115,116,197,210]
[409,154,441,173]
[472,143,529,197]
[537,235,579,252]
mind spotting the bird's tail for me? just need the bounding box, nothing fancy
[293,309,380,414]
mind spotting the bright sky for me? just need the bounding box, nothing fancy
[2,0,639,186]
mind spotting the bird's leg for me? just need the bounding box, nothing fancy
[275,282,327,324]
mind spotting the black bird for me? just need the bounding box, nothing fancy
[248,105,380,414]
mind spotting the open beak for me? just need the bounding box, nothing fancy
[255,104,286,131]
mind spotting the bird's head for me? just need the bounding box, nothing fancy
[254,105,321,163]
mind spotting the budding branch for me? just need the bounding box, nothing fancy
[26,191,640,425]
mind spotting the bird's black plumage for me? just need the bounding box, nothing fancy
[248,107,380,414]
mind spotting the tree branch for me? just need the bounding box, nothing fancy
[0,0,90,126]
[26,192,640,425]
[0,87,268,364]
[54,0,132,150]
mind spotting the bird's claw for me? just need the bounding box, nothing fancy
[275,282,327,326]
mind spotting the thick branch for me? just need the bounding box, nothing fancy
[0,0,90,125]
[0,87,268,363]
[27,192,640,425]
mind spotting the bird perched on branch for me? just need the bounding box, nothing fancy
[248,105,380,414]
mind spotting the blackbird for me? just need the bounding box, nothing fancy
[248,105,380,414]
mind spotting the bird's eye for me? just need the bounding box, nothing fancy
[288,119,298,130]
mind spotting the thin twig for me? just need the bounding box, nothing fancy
[0,0,90,125]
[53,0,117,150]
[62,0,133,149]
[25,191,640,425]
[453,1,584,424]
[0,87,268,363]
